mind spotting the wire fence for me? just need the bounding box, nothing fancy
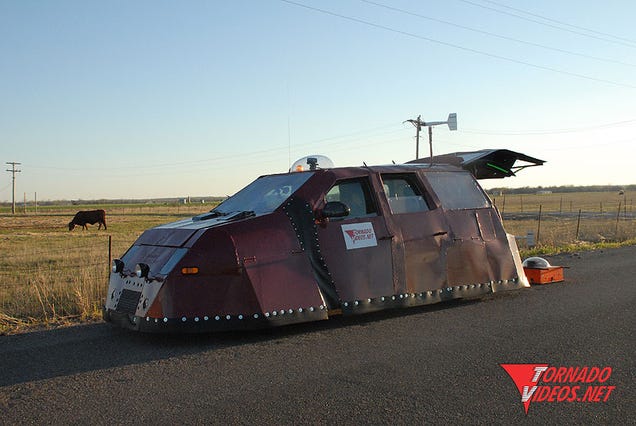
[1,195,635,331]
[492,193,634,216]
[497,196,636,247]
[0,202,215,332]
[0,235,112,331]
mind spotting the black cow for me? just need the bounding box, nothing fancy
[68,209,107,231]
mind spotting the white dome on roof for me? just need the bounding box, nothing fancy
[289,155,334,172]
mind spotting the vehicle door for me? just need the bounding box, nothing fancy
[424,171,494,285]
[315,177,394,305]
[379,173,449,294]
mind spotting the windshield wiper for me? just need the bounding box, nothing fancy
[192,210,228,221]
[224,210,256,221]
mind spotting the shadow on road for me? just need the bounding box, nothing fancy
[0,298,484,387]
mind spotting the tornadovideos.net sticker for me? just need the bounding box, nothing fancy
[500,364,615,415]
[341,222,377,250]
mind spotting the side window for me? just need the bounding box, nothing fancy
[326,178,377,219]
[425,171,490,210]
[381,174,431,214]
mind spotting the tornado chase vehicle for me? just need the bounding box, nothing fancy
[104,150,544,333]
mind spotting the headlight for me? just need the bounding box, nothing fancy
[112,259,124,273]
[135,263,150,278]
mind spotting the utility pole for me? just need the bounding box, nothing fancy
[404,115,423,159]
[6,162,21,214]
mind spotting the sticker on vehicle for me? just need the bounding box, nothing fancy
[341,222,378,250]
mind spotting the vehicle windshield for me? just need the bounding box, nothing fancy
[213,172,313,215]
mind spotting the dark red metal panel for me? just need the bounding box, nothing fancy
[312,170,395,302]
[317,215,394,302]
[159,228,254,318]
[443,208,519,285]
[385,208,449,293]
[445,239,492,285]
[231,212,325,314]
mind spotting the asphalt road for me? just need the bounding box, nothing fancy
[1,246,634,425]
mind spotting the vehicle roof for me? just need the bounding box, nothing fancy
[284,149,544,180]
[277,162,466,178]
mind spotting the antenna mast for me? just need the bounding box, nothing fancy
[404,114,458,162]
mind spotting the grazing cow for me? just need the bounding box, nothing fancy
[68,209,107,231]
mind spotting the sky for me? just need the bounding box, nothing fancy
[1,0,635,201]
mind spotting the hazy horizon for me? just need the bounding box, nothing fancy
[2,1,635,201]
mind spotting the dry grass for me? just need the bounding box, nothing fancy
[0,192,634,334]
[0,203,211,334]
[495,191,635,247]
[491,191,633,215]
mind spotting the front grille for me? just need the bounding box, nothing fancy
[116,289,142,315]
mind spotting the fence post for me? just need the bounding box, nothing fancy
[576,209,582,240]
[108,235,112,273]
[615,201,622,239]
[536,204,542,246]
[526,231,535,248]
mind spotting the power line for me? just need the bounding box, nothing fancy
[459,118,636,136]
[477,0,636,46]
[361,0,636,67]
[279,0,636,89]
[456,0,636,49]
[23,123,404,173]
[15,116,636,179]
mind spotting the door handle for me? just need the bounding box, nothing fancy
[433,231,448,237]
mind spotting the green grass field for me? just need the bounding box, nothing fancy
[0,192,634,334]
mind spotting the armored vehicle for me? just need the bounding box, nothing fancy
[104,150,543,332]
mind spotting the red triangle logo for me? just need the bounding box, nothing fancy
[500,363,549,415]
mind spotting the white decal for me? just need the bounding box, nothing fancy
[341,222,378,250]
